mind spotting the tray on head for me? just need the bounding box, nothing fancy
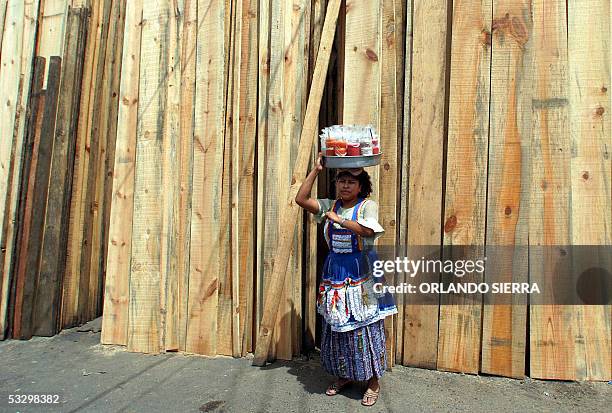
[322,153,382,168]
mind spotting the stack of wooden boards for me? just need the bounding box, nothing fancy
[0,0,126,339]
[0,0,610,381]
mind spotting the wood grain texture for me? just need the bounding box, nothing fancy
[34,7,86,337]
[402,0,447,370]
[185,0,226,356]
[101,0,143,346]
[528,0,572,380]
[36,0,69,87]
[128,0,169,354]
[566,0,611,381]
[438,0,491,375]
[480,0,533,378]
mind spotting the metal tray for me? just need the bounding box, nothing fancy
[322,153,382,168]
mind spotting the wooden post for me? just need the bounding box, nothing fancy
[252,0,341,366]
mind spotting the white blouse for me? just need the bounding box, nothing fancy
[314,198,385,247]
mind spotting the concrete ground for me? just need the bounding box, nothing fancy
[0,319,610,413]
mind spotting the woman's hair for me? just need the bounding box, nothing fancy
[335,170,373,198]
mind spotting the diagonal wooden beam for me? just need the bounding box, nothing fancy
[252,0,341,367]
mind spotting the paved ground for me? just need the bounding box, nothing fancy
[0,320,610,412]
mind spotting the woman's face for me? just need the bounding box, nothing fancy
[336,175,361,201]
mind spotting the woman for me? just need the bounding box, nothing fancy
[295,152,397,407]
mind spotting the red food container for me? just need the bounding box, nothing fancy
[373,146,380,154]
[347,143,361,156]
[326,139,336,156]
[334,140,347,156]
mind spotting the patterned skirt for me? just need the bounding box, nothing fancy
[320,318,387,381]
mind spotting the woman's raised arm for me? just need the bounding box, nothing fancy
[295,152,323,214]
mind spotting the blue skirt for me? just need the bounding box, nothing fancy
[320,318,387,381]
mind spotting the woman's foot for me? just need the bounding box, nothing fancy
[325,378,351,396]
[361,378,380,406]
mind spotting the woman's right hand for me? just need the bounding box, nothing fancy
[316,152,324,171]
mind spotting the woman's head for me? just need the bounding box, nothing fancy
[335,168,372,201]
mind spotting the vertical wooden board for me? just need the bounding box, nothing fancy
[34,8,86,337]
[528,0,573,380]
[176,0,196,352]
[264,0,289,360]
[567,0,611,381]
[402,0,447,370]
[159,0,181,352]
[380,0,398,367]
[343,0,380,199]
[128,0,168,354]
[3,57,45,340]
[437,0,491,374]
[0,1,24,295]
[236,0,257,355]
[78,0,112,324]
[36,0,69,87]
[185,0,225,356]
[0,0,7,60]
[64,0,100,327]
[101,0,143,346]
[479,0,533,378]
[396,0,412,365]
[21,57,61,339]
[255,0,271,347]
[100,0,127,319]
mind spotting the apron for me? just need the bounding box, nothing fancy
[317,198,397,332]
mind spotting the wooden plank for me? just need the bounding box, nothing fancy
[396,0,412,365]
[402,0,447,370]
[479,0,533,378]
[343,0,380,199]
[78,0,112,324]
[566,0,611,381]
[0,2,25,325]
[255,0,270,353]
[36,0,69,87]
[21,57,61,339]
[253,0,341,366]
[175,0,195,352]
[5,57,45,340]
[0,0,7,62]
[438,0,492,374]
[127,0,169,354]
[159,0,181,352]
[185,0,226,356]
[101,0,143,346]
[100,0,127,321]
[64,0,101,328]
[380,0,398,367]
[235,0,257,356]
[528,0,572,380]
[34,7,87,336]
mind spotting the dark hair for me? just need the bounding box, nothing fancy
[335,170,373,198]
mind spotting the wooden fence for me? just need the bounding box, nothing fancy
[0,0,610,381]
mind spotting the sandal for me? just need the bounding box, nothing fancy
[361,388,380,406]
[325,378,351,396]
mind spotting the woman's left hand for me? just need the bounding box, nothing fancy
[325,211,342,224]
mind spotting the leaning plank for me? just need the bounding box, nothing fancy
[159,0,181,352]
[253,0,341,366]
[380,0,398,367]
[185,0,226,356]
[566,0,611,381]
[175,0,196,352]
[528,0,572,380]
[438,0,492,375]
[21,57,62,338]
[101,0,143,346]
[479,0,533,378]
[235,0,257,356]
[5,57,45,340]
[36,0,69,87]
[402,0,447,370]
[34,7,87,336]
[127,0,168,354]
